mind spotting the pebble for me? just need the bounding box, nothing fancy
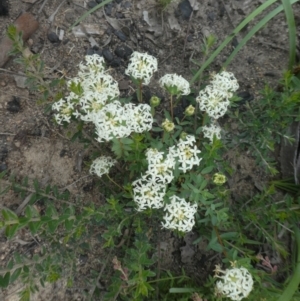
[7,96,21,113]
[102,48,113,61]
[114,45,132,59]
[122,1,131,9]
[178,0,193,20]
[116,0,123,3]
[88,1,97,8]
[109,57,122,68]
[47,32,60,43]
[0,81,6,87]
[105,3,113,15]
[237,91,254,105]
[114,30,127,42]
[0,146,8,161]
[0,163,7,172]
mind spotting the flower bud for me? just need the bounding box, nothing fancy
[213,173,226,185]
[162,119,175,132]
[180,131,188,140]
[150,96,161,107]
[184,105,195,116]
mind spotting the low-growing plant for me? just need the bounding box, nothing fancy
[1,13,300,301]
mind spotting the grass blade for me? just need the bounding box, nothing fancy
[68,0,113,31]
[222,0,299,69]
[190,0,277,83]
[281,0,297,69]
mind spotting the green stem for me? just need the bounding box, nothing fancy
[170,94,174,121]
[137,80,143,103]
[106,174,124,191]
[277,225,300,301]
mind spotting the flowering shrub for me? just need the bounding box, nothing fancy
[4,29,300,301]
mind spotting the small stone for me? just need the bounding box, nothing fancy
[177,0,193,20]
[86,48,95,56]
[114,45,132,59]
[115,12,124,19]
[7,96,21,113]
[47,32,60,43]
[27,38,33,46]
[122,1,131,9]
[0,146,8,161]
[105,3,113,15]
[109,57,121,68]
[0,163,7,172]
[0,81,7,87]
[114,30,127,41]
[116,0,123,3]
[237,91,254,105]
[88,1,97,8]
[102,48,113,61]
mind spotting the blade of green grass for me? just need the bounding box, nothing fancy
[277,225,300,301]
[68,0,113,32]
[222,0,299,69]
[190,0,278,83]
[281,0,297,69]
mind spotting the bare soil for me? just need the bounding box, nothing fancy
[1,0,300,300]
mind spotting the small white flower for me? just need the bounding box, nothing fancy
[125,52,158,85]
[202,124,222,142]
[162,196,197,232]
[162,119,175,132]
[125,103,153,133]
[78,54,106,78]
[52,94,77,124]
[146,152,175,184]
[93,101,131,142]
[159,73,190,96]
[89,156,117,178]
[132,175,166,211]
[145,148,165,165]
[169,135,202,173]
[81,72,120,100]
[215,267,254,301]
[196,85,230,119]
[211,71,239,94]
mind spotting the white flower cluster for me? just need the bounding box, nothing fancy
[52,54,154,141]
[196,71,238,143]
[125,51,158,85]
[215,266,254,301]
[196,71,239,119]
[132,135,200,232]
[162,196,197,232]
[89,156,117,178]
[159,73,191,96]
[169,135,202,173]
[202,123,222,142]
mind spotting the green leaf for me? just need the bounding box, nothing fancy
[47,220,60,233]
[201,165,215,174]
[2,208,18,221]
[169,287,196,293]
[0,272,10,288]
[28,221,42,235]
[10,268,22,283]
[65,218,74,231]
[5,224,19,239]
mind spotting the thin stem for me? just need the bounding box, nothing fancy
[170,94,174,120]
[214,226,228,258]
[137,80,143,103]
[106,174,124,191]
